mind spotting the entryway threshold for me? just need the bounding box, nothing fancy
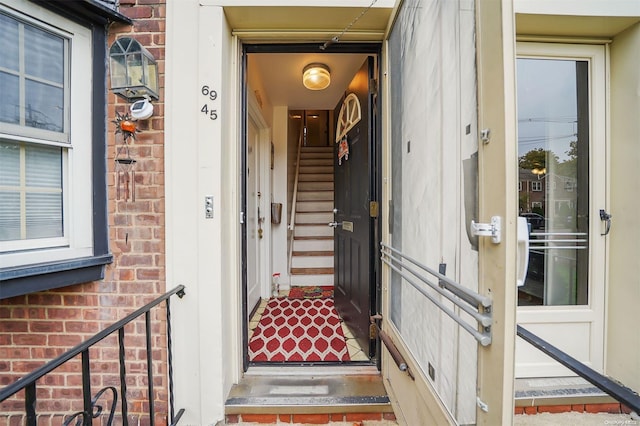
[225,370,393,415]
[515,377,615,407]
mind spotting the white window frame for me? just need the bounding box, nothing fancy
[531,180,542,191]
[0,1,94,268]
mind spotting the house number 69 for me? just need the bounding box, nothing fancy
[201,85,218,120]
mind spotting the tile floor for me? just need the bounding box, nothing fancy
[248,291,369,362]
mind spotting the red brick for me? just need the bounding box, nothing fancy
[523,406,537,415]
[240,414,278,423]
[292,414,330,424]
[537,405,572,413]
[622,404,634,414]
[345,412,383,421]
[329,413,345,421]
[571,404,585,412]
[514,407,525,415]
[125,6,153,19]
[273,414,289,422]
[30,321,63,333]
[1,321,28,332]
[585,403,621,414]
[383,412,397,420]
[12,334,46,345]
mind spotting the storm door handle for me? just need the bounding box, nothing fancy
[600,209,612,236]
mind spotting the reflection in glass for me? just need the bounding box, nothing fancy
[517,58,589,306]
[0,72,20,124]
[25,80,64,132]
[0,13,19,71]
[0,13,66,133]
[25,25,64,84]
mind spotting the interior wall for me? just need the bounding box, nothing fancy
[607,21,640,392]
[272,105,291,287]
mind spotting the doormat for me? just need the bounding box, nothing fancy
[249,298,350,362]
[288,286,333,299]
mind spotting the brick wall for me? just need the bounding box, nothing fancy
[0,1,167,424]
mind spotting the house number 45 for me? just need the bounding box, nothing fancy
[201,85,218,120]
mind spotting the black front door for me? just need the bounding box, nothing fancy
[333,57,376,357]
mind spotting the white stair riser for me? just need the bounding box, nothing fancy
[291,274,334,286]
[299,173,333,182]
[298,182,333,191]
[299,166,333,174]
[294,226,333,237]
[298,191,333,201]
[291,256,334,268]
[293,239,334,251]
[299,155,333,162]
[296,201,333,212]
[299,159,333,167]
[295,212,333,223]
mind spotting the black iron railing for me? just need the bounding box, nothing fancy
[517,325,640,413]
[0,285,186,426]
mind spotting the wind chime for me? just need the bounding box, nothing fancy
[113,111,138,201]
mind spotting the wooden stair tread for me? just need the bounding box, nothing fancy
[291,267,334,275]
[292,251,334,256]
[293,236,334,240]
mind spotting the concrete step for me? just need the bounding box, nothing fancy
[294,224,333,238]
[225,372,395,422]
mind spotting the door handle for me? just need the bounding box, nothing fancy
[328,221,342,228]
[600,209,612,236]
[516,217,529,287]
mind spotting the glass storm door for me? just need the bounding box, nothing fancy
[515,43,607,377]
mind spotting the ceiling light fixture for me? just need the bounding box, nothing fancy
[303,63,331,90]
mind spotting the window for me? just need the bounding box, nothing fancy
[518,180,523,191]
[0,0,121,298]
[531,181,542,191]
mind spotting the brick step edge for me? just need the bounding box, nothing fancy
[515,402,635,415]
[226,412,397,424]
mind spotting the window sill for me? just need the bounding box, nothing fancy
[0,254,113,300]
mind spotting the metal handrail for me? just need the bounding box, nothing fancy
[517,325,640,413]
[0,285,186,426]
[287,123,305,273]
[380,243,492,346]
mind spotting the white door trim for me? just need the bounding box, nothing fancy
[515,42,607,377]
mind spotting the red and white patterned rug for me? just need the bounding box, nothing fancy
[249,298,350,362]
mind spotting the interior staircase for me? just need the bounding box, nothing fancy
[290,146,335,287]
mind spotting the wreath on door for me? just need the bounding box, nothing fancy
[335,93,361,165]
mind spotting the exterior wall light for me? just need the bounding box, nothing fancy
[109,37,159,102]
[303,63,331,90]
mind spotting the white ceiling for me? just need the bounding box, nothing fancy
[248,52,370,110]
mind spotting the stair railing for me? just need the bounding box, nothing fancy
[0,285,186,426]
[287,123,305,273]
